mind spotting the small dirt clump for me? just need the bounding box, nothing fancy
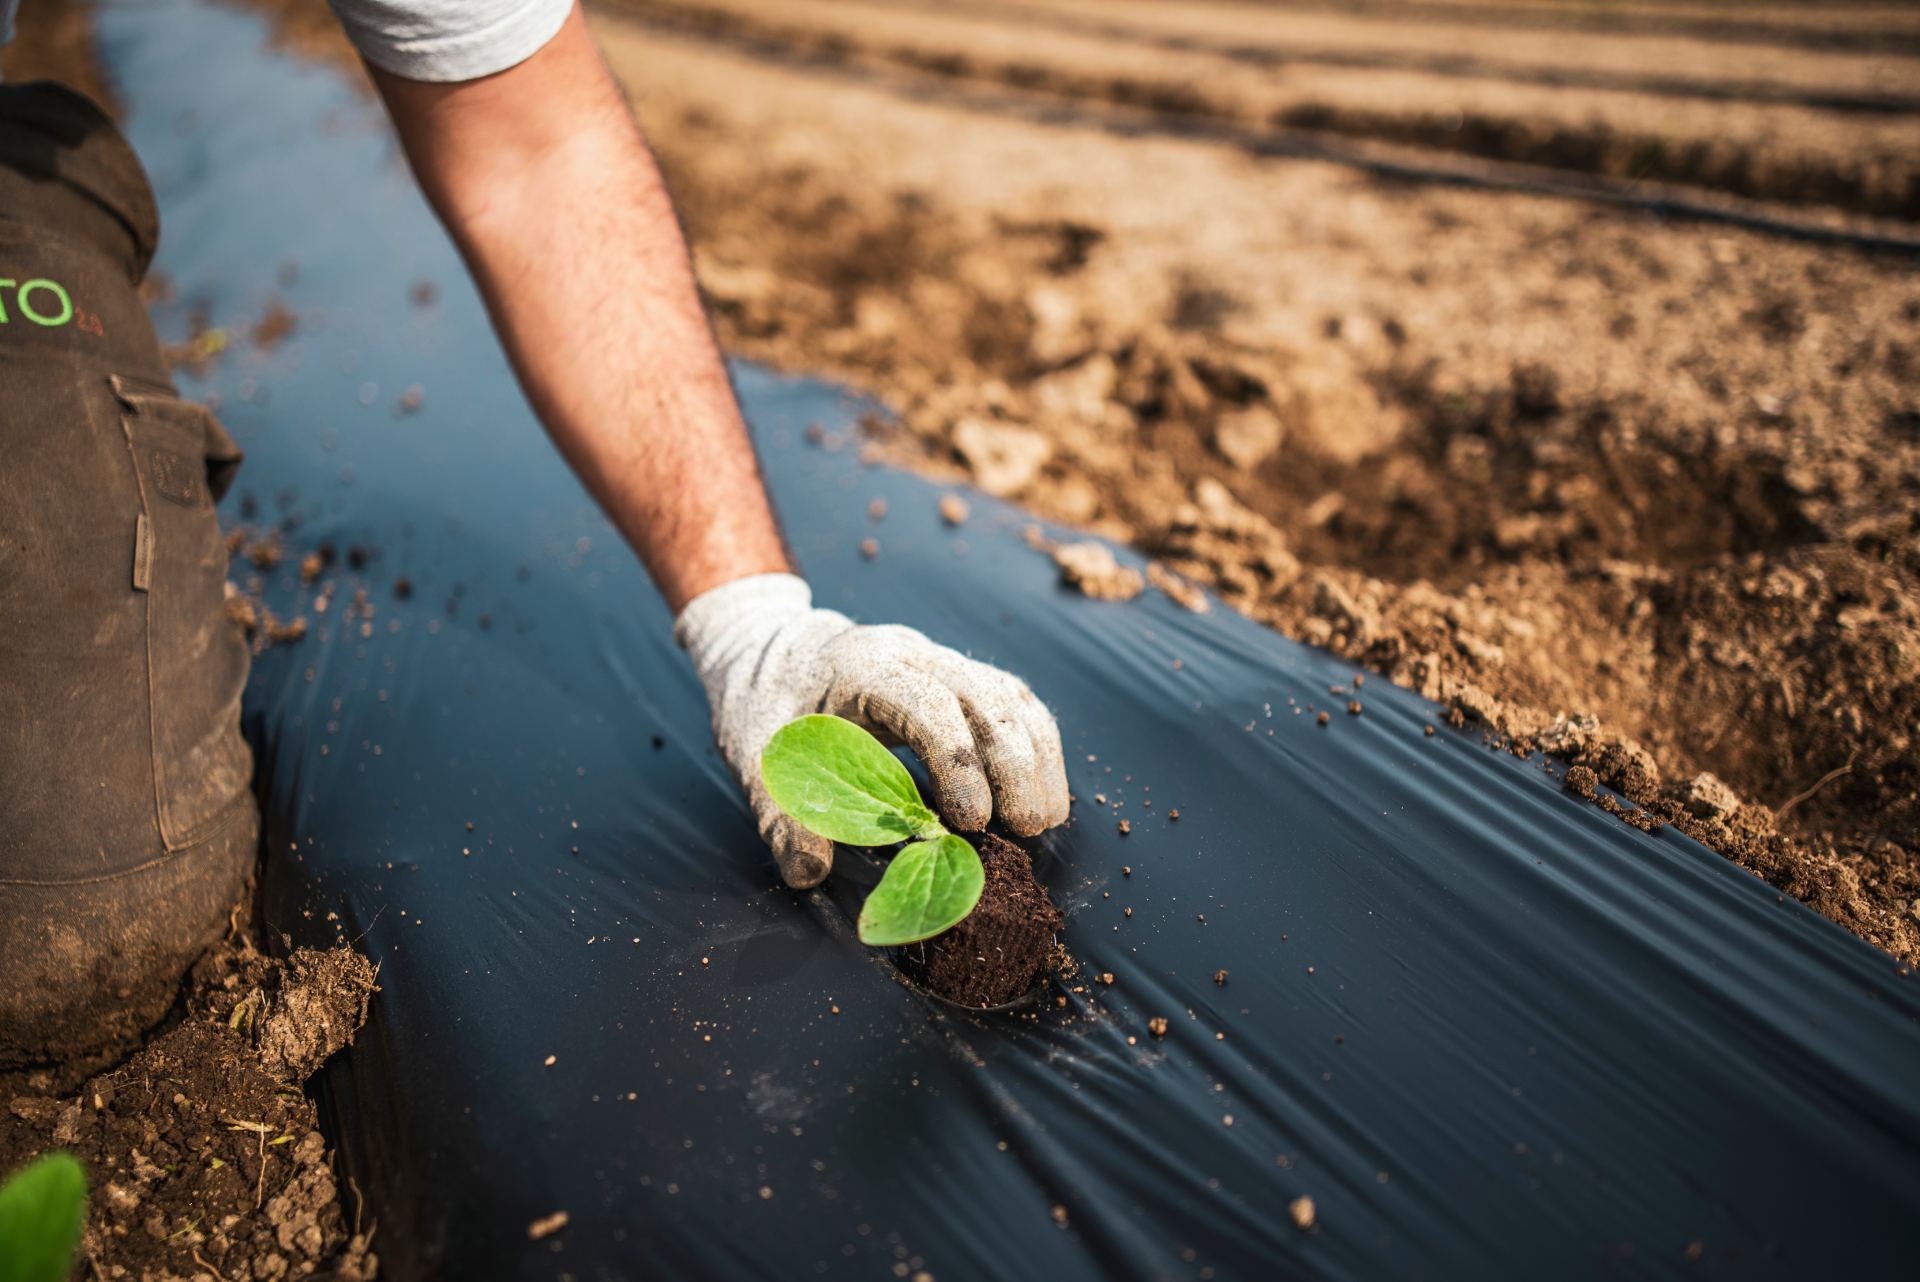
[898,834,1062,1008]
[1051,540,1146,601]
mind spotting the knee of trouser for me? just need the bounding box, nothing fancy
[0,800,258,1068]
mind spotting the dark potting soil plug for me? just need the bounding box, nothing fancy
[761,715,1062,1009]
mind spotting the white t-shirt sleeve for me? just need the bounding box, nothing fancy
[325,0,574,82]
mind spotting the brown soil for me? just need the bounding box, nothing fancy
[0,0,113,107]
[898,834,1064,1008]
[610,0,1920,222]
[19,1,1917,961]
[1,943,379,1281]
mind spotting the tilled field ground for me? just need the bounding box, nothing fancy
[14,0,1919,961]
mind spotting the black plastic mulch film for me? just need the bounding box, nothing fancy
[105,2,1920,1278]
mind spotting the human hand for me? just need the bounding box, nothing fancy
[675,573,1070,888]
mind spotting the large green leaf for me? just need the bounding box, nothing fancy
[0,1152,87,1282]
[858,834,985,946]
[761,715,939,846]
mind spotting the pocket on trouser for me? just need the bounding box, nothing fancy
[112,374,253,850]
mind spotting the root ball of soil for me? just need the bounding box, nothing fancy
[896,834,1062,1009]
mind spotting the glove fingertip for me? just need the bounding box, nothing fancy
[1000,807,1049,838]
[930,747,993,832]
[776,843,832,889]
[772,821,834,889]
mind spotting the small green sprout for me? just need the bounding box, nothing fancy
[0,1152,87,1282]
[760,714,985,946]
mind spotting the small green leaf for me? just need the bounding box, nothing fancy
[0,1152,87,1282]
[858,834,985,946]
[761,715,939,846]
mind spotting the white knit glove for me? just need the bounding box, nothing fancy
[675,573,1071,888]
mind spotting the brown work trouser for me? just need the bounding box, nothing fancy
[0,82,255,1067]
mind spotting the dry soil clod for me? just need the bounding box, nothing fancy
[1051,540,1146,601]
[527,1211,570,1241]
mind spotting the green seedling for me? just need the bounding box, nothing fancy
[761,714,985,946]
[0,1152,87,1282]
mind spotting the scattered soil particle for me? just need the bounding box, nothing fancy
[1213,969,1228,986]
[0,942,378,1281]
[527,1211,570,1240]
[1289,1196,1317,1230]
[297,547,331,585]
[1168,809,1180,821]
[1316,711,1331,726]
[242,530,284,570]
[1118,819,1131,836]
[393,575,413,600]
[1347,700,1364,716]
[1146,560,1210,613]
[1147,1016,1169,1038]
[859,536,880,559]
[937,493,970,526]
[1051,540,1146,601]
[896,834,1063,1009]
[251,301,297,350]
[223,582,309,654]
[867,497,888,521]
[263,613,308,648]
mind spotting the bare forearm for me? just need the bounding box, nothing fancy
[370,7,789,611]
